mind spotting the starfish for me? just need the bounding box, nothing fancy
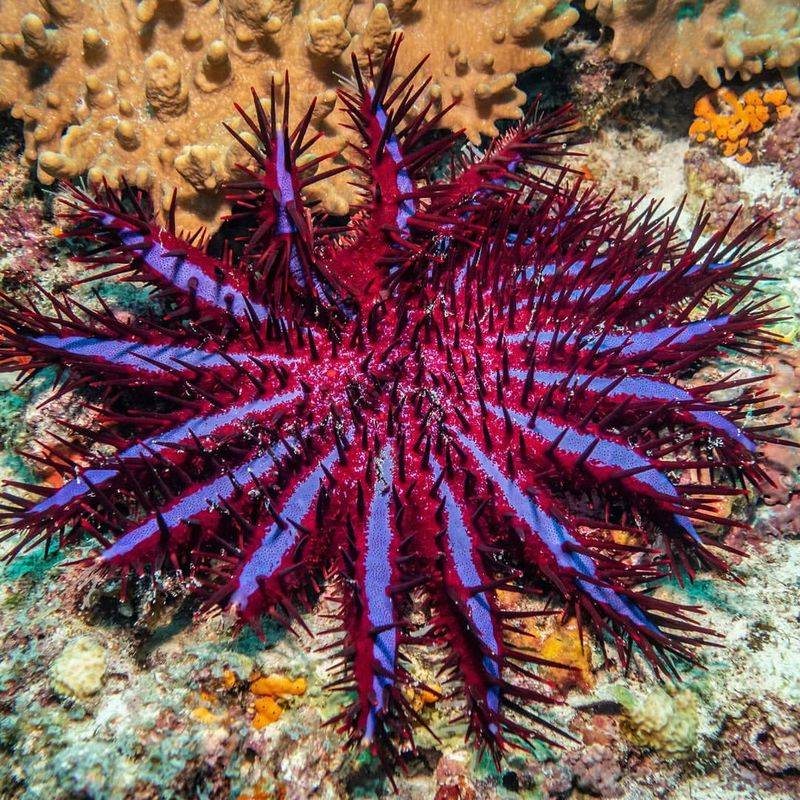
[0,39,785,770]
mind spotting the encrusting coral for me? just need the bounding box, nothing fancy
[50,635,107,698]
[615,685,699,758]
[0,0,578,232]
[586,0,800,97]
[689,87,792,165]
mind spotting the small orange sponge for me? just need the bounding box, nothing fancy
[689,87,791,165]
[250,673,307,729]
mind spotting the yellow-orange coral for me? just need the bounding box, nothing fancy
[495,591,593,692]
[689,86,791,164]
[0,0,578,232]
[221,668,238,690]
[586,1,800,97]
[402,682,441,713]
[190,706,224,725]
[539,619,594,692]
[252,696,283,728]
[249,672,307,729]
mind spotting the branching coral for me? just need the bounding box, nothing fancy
[586,1,800,96]
[690,87,791,164]
[0,0,578,232]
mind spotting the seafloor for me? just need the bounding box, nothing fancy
[1,28,799,800]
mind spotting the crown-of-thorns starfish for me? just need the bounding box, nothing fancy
[0,37,789,773]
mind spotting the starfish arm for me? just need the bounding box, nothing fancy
[417,457,564,760]
[96,442,295,569]
[451,429,711,675]
[4,391,303,537]
[221,441,340,626]
[62,185,269,323]
[507,368,756,452]
[480,402,717,568]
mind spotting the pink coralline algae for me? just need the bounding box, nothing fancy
[0,41,788,773]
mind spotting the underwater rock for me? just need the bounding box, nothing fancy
[727,700,800,778]
[50,635,107,698]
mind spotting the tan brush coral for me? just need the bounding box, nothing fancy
[0,0,578,231]
[586,0,800,97]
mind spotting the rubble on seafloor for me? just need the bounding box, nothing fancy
[1,35,799,800]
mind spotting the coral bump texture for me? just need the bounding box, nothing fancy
[0,39,786,770]
[0,0,578,231]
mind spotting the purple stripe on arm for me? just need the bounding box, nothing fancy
[547,262,730,306]
[363,441,398,742]
[100,431,308,563]
[30,336,294,375]
[274,130,296,235]
[273,131,328,296]
[20,391,301,523]
[25,468,119,517]
[454,430,661,634]
[505,316,733,356]
[431,459,500,723]
[107,217,270,323]
[508,369,755,452]
[228,443,339,611]
[486,402,701,543]
[526,256,605,282]
[595,316,733,357]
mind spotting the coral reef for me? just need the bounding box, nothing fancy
[539,620,594,692]
[689,87,792,165]
[0,38,790,776]
[0,0,578,232]
[586,0,800,96]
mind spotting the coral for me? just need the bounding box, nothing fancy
[251,673,307,698]
[753,350,800,506]
[568,742,622,797]
[616,686,699,758]
[690,87,792,165]
[0,40,788,774]
[586,0,800,97]
[501,607,595,691]
[50,636,107,698]
[402,681,440,713]
[539,619,594,692]
[190,705,225,725]
[0,0,578,233]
